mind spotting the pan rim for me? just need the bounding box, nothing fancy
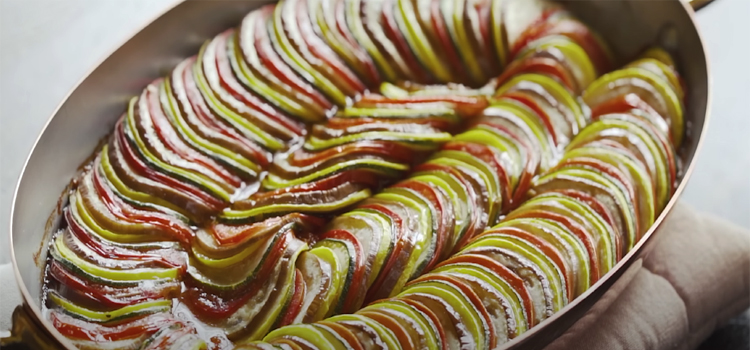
[8,1,183,348]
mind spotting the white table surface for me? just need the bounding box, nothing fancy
[1,0,749,269]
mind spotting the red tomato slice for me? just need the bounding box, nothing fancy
[114,121,225,212]
[436,253,536,327]
[503,209,601,285]
[49,310,179,341]
[442,141,513,213]
[178,58,272,167]
[214,31,307,136]
[277,268,306,327]
[497,57,576,94]
[91,166,194,246]
[393,179,454,267]
[286,140,416,167]
[361,202,409,303]
[322,229,368,313]
[250,6,333,110]
[479,226,573,299]
[380,0,432,83]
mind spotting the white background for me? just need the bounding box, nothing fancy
[1,0,749,265]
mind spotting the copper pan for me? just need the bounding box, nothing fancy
[3,0,713,348]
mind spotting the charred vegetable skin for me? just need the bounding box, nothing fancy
[39,0,685,348]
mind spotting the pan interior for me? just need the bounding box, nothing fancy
[9,1,707,349]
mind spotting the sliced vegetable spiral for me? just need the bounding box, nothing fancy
[241,53,683,349]
[40,0,685,349]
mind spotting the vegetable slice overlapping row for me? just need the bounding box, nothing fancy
[238,51,683,350]
[262,70,598,329]
[179,6,609,343]
[222,93,488,223]
[39,0,685,348]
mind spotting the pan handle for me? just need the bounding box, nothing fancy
[0,305,64,350]
[684,0,716,11]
